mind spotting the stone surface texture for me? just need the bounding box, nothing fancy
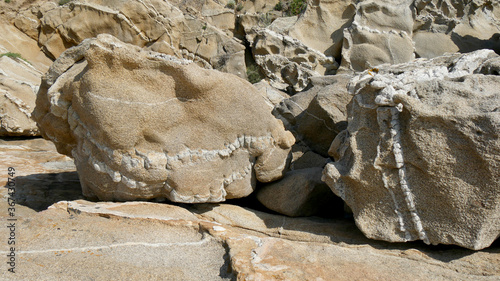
[256,167,339,217]
[33,34,294,203]
[413,0,500,58]
[247,27,338,92]
[273,75,352,156]
[1,1,500,278]
[0,138,499,280]
[323,50,500,250]
[0,19,53,136]
[287,0,357,59]
[340,0,415,72]
[12,0,248,78]
[0,55,41,136]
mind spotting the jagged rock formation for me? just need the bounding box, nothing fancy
[34,34,294,202]
[0,53,41,136]
[413,0,500,58]
[273,75,352,156]
[5,0,495,138]
[0,16,53,136]
[12,0,247,78]
[323,50,500,250]
[247,27,338,92]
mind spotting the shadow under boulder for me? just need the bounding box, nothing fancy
[15,171,83,211]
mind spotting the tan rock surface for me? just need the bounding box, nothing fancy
[248,27,338,92]
[0,138,499,280]
[34,34,294,203]
[256,167,340,217]
[413,0,500,58]
[0,21,53,72]
[273,75,351,156]
[9,0,247,78]
[252,80,290,110]
[0,19,53,137]
[323,50,500,250]
[287,0,356,59]
[0,55,42,136]
[340,0,415,71]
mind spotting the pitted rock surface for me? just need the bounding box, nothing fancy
[34,34,294,203]
[323,50,500,250]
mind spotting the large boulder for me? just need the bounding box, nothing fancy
[33,34,294,203]
[323,50,500,250]
[1,136,499,280]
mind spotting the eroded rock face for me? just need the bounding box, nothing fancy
[287,0,356,60]
[341,0,415,72]
[413,0,500,58]
[0,19,53,136]
[16,0,247,78]
[34,34,294,203]
[323,50,500,250]
[248,28,338,92]
[273,75,351,156]
[0,54,41,136]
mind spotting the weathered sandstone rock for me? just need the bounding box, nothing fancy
[253,80,290,110]
[1,138,499,280]
[34,34,294,203]
[30,0,247,77]
[340,0,415,71]
[273,75,351,156]
[257,167,339,217]
[38,0,184,59]
[0,20,53,72]
[0,19,53,137]
[287,0,356,60]
[413,0,500,58]
[0,53,42,136]
[323,50,500,250]
[180,17,247,78]
[238,0,281,14]
[248,28,338,92]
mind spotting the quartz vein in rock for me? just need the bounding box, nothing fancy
[34,34,294,203]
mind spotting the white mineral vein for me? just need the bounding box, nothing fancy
[0,236,211,255]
